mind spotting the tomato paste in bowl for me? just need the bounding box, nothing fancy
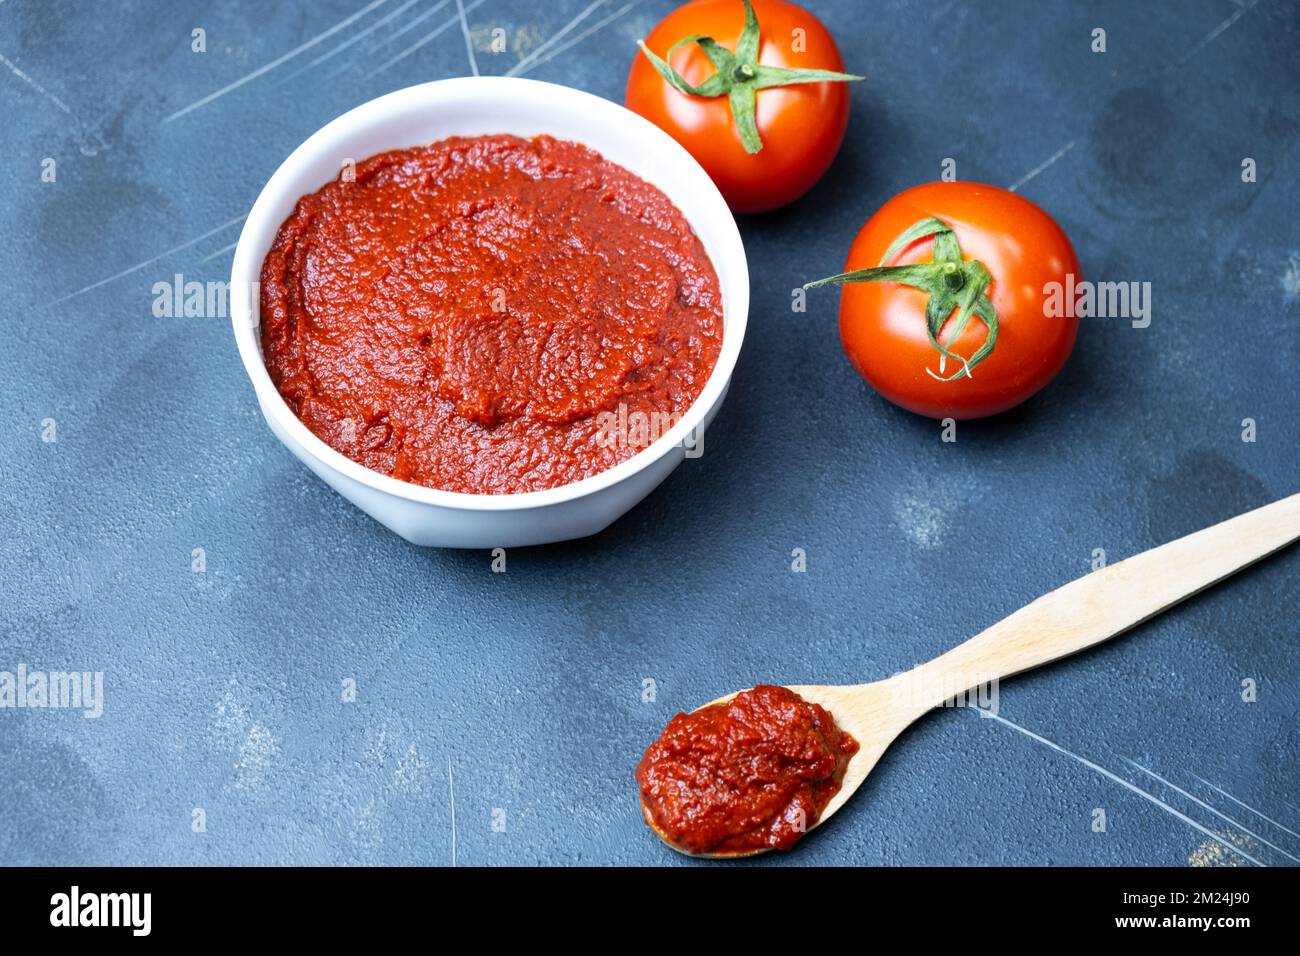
[231,77,747,547]
[259,133,723,496]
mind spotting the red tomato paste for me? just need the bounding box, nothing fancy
[637,684,859,855]
[260,134,723,495]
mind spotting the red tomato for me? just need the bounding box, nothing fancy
[823,182,1080,419]
[626,0,857,213]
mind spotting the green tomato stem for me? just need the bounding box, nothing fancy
[804,216,1001,381]
[636,0,863,155]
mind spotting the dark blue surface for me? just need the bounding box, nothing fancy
[2,0,1298,866]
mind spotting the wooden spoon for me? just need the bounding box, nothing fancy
[644,492,1300,858]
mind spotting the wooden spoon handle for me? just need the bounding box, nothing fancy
[907,493,1300,703]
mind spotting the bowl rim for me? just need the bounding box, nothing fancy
[230,76,748,512]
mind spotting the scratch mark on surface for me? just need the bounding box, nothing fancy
[277,0,424,86]
[515,0,636,78]
[368,0,452,53]
[326,0,450,80]
[0,51,73,115]
[198,240,239,264]
[163,0,391,123]
[506,0,609,77]
[982,712,1265,866]
[53,215,247,304]
[1126,761,1299,863]
[1,50,108,155]
[1008,140,1076,193]
[456,0,479,76]
[1192,774,1300,842]
[448,755,457,867]
[365,0,484,78]
[1180,0,1256,64]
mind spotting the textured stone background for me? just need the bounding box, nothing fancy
[1,0,1297,866]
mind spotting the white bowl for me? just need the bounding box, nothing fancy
[231,77,749,548]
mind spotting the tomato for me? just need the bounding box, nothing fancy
[807,182,1080,420]
[626,0,859,213]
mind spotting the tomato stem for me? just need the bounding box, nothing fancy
[636,0,863,155]
[804,217,1000,381]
